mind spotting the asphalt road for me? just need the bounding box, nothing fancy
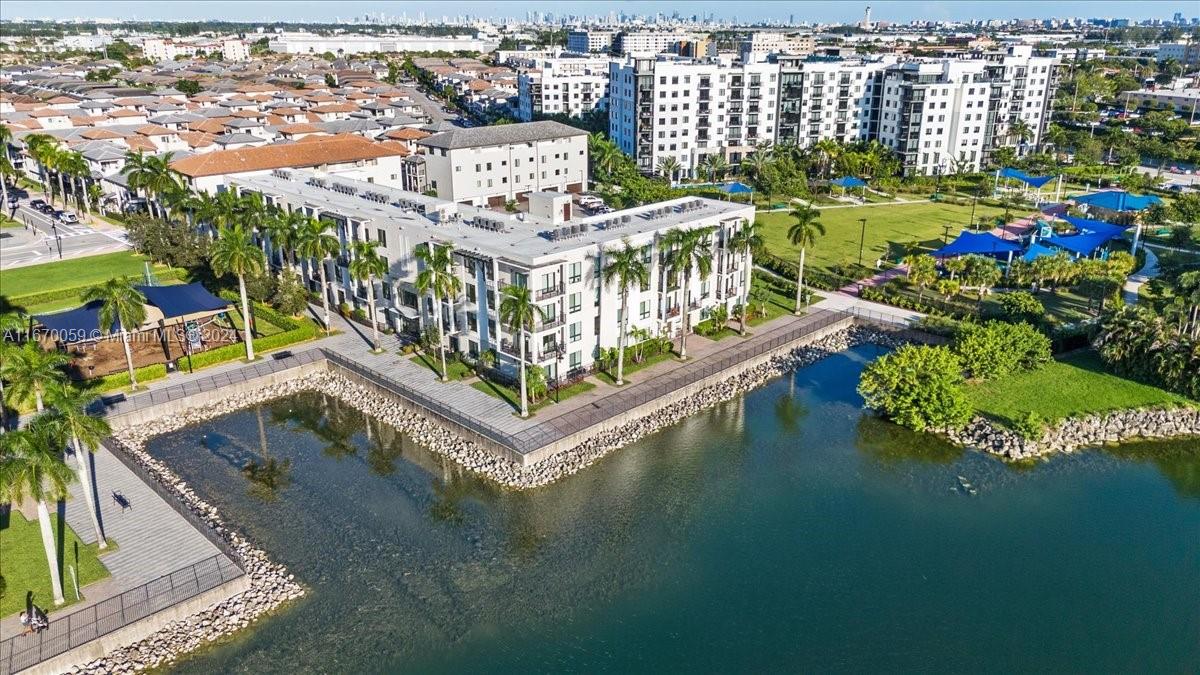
[397,83,461,124]
[0,201,130,269]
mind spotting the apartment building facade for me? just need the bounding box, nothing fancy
[567,29,617,54]
[516,55,613,121]
[234,170,754,383]
[415,121,589,207]
[608,55,781,178]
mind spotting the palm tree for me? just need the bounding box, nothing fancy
[728,220,763,335]
[348,239,389,353]
[658,226,715,359]
[44,383,111,549]
[294,216,341,331]
[414,243,461,378]
[0,311,26,432]
[82,278,147,389]
[602,239,649,386]
[210,225,266,361]
[2,341,68,413]
[120,150,152,212]
[656,156,682,183]
[786,206,825,314]
[498,284,546,418]
[0,123,12,208]
[24,133,57,199]
[0,414,75,605]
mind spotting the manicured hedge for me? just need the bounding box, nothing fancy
[91,363,169,392]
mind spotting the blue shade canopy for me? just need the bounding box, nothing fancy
[1022,242,1060,262]
[34,300,118,338]
[135,283,229,318]
[720,181,754,194]
[932,230,1023,258]
[1071,190,1163,212]
[832,176,867,188]
[999,167,1056,188]
[1045,231,1121,256]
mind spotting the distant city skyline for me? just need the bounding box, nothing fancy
[3,0,1197,24]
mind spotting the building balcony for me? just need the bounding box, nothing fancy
[536,283,564,301]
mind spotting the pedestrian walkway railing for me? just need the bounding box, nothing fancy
[102,438,244,566]
[0,554,243,675]
[322,349,520,451]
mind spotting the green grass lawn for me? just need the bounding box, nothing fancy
[0,511,112,618]
[2,251,168,299]
[471,377,597,414]
[409,353,474,381]
[756,201,1011,278]
[595,349,679,385]
[967,350,1195,429]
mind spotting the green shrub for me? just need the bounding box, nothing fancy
[1013,410,1046,441]
[91,363,169,391]
[954,321,1052,380]
[996,291,1045,326]
[857,344,972,432]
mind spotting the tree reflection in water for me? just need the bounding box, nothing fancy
[854,415,963,466]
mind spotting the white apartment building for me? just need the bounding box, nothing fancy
[608,55,781,178]
[739,32,816,63]
[222,39,251,62]
[234,170,755,382]
[1120,87,1200,115]
[567,29,617,54]
[615,31,695,56]
[772,46,1058,175]
[415,121,589,207]
[517,55,613,121]
[141,38,201,61]
[775,54,896,148]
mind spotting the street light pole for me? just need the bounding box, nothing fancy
[857,218,867,267]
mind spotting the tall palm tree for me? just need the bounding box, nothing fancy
[120,150,152,212]
[0,123,12,209]
[210,225,266,361]
[728,220,763,335]
[59,151,91,214]
[658,226,715,359]
[294,216,341,332]
[414,243,461,378]
[44,383,112,549]
[82,278,147,389]
[656,155,681,183]
[498,284,546,418]
[602,239,649,386]
[348,239,389,353]
[787,205,825,314]
[2,341,68,412]
[24,133,57,199]
[0,311,26,432]
[0,414,75,605]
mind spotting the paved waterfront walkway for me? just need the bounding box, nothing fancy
[0,444,225,636]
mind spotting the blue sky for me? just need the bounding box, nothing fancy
[5,1,1196,23]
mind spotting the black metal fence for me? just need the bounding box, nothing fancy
[0,554,243,675]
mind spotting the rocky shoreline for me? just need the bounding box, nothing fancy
[946,407,1200,461]
[71,325,898,672]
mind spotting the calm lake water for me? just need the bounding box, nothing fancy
[147,345,1200,673]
